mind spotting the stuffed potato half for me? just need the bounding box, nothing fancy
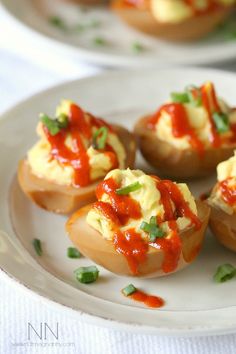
[66,169,210,277]
[134,82,236,179]
[208,151,236,251]
[18,100,136,214]
[112,0,234,42]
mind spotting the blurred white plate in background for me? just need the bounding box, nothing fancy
[1,0,236,69]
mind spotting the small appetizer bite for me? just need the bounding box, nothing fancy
[66,169,210,277]
[18,100,136,214]
[134,82,236,179]
[112,0,234,41]
[208,151,236,251]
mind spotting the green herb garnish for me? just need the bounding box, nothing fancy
[171,92,189,104]
[32,238,42,257]
[122,284,137,296]
[74,266,99,284]
[132,42,144,53]
[214,264,236,283]
[93,37,106,46]
[171,85,202,106]
[92,127,108,150]
[40,113,69,136]
[67,247,81,259]
[213,112,229,133]
[140,216,165,242]
[116,182,142,195]
[49,16,67,30]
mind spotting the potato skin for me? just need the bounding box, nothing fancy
[134,116,236,179]
[66,200,210,278]
[17,124,136,214]
[112,4,232,42]
[209,203,236,252]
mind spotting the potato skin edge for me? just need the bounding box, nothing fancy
[112,5,232,42]
[66,200,210,278]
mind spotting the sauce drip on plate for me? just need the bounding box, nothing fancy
[130,290,165,308]
[43,103,118,187]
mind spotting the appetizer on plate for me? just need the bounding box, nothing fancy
[208,151,236,251]
[66,168,210,277]
[18,100,136,214]
[134,81,236,179]
[112,0,234,41]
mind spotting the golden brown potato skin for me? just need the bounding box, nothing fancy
[209,203,236,252]
[66,200,210,277]
[134,116,236,179]
[17,125,136,214]
[112,4,232,42]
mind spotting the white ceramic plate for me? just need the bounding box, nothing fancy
[1,0,236,68]
[2,67,236,336]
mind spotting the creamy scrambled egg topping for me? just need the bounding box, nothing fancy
[87,169,197,241]
[209,151,236,214]
[27,100,126,186]
[151,0,234,23]
[152,83,235,150]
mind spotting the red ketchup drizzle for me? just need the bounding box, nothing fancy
[152,179,201,273]
[96,177,141,224]
[113,229,148,275]
[130,290,165,308]
[148,103,204,156]
[219,178,236,206]
[200,83,221,148]
[95,177,147,275]
[43,104,117,187]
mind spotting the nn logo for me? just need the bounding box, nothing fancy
[27,322,59,341]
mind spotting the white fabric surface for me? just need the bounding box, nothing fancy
[1,8,236,353]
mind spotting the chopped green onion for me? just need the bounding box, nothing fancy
[67,247,81,259]
[74,266,99,284]
[40,113,68,136]
[116,182,142,195]
[132,42,144,53]
[171,92,189,104]
[213,112,229,133]
[49,16,67,30]
[140,216,165,242]
[122,284,137,296]
[214,264,236,283]
[32,238,42,257]
[93,37,106,46]
[92,127,108,150]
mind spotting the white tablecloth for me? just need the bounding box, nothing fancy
[1,9,236,354]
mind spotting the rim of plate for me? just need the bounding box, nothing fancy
[1,0,236,68]
[2,67,236,336]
